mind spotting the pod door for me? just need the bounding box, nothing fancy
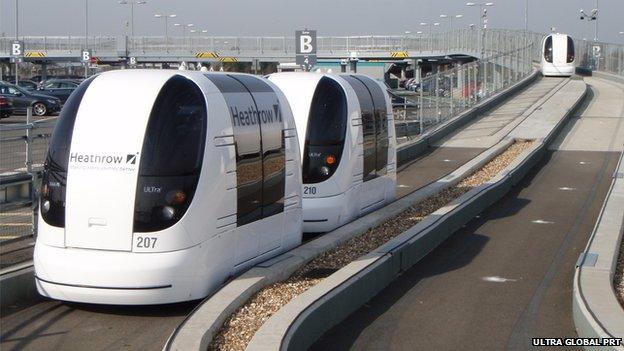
[65,74,206,251]
[206,74,286,265]
[342,75,389,210]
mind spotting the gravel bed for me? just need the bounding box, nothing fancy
[615,238,624,308]
[210,140,534,351]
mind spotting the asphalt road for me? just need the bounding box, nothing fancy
[0,77,571,351]
[396,147,485,198]
[1,299,198,351]
[312,76,624,351]
[313,150,619,351]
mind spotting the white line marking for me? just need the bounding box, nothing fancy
[483,276,517,283]
[443,159,454,162]
[579,161,590,165]
[558,187,576,191]
[532,219,555,224]
[397,184,410,188]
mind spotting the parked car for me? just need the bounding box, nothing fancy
[388,90,419,109]
[17,80,39,91]
[37,79,80,103]
[0,96,15,118]
[0,82,61,116]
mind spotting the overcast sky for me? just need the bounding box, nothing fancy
[1,0,623,44]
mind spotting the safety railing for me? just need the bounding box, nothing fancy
[0,29,545,59]
[1,30,622,74]
[393,43,534,144]
[1,108,49,240]
[1,29,622,241]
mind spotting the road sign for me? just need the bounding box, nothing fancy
[129,56,137,65]
[81,50,91,63]
[11,41,24,57]
[592,44,602,58]
[10,57,24,63]
[295,29,317,71]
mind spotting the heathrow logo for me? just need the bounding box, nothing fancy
[69,152,139,172]
[126,154,137,164]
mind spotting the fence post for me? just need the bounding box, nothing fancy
[25,107,38,237]
[435,72,440,123]
[419,80,424,135]
[450,69,454,117]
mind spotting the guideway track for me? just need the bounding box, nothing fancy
[0,77,566,351]
[312,76,624,351]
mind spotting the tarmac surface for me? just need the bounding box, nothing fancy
[0,77,574,351]
[311,76,624,351]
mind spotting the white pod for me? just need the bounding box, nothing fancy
[35,70,302,305]
[268,72,397,232]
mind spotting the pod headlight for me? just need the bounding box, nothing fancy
[320,166,330,176]
[161,206,175,221]
[42,200,51,214]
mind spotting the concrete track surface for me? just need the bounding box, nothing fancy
[312,76,624,351]
[0,78,569,351]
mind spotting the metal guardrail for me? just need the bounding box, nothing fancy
[0,29,544,60]
[1,29,622,74]
[1,29,622,241]
[0,108,47,241]
[395,44,534,139]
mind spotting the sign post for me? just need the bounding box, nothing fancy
[591,44,602,70]
[10,41,24,84]
[295,29,317,71]
[81,50,91,78]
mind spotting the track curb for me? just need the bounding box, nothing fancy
[572,147,624,350]
[245,79,588,351]
[164,72,542,351]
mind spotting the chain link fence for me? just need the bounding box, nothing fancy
[1,110,52,241]
[1,30,623,241]
[393,44,534,144]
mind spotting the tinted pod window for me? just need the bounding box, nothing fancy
[133,76,207,232]
[41,76,95,227]
[544,36,553,63]
[567,36,575,63]
[303,77,348,184]
[206,74,285,226]
[354,75,388,176]
[342,75,376,181]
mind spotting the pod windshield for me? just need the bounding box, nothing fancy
[303,77,348,184]
[567,36,575,63]
[544,36,553,63]
[41,76,95,227]
[133,76,207,232]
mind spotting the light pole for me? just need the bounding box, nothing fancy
[440,14,463,50]
[118,0,147,37]
[186,24,194,47]
[420,22,440,52]
[524,0,529,33]
[154,13,177,49]
[466,2,493,59]
[14,0,19,84]
[440,14,463,31]
[579,2,598,41]
[84,0,89,78]
[174,23,193,37]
